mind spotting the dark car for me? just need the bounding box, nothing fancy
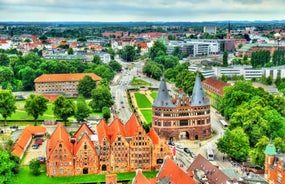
[32,144,39,149]
[10,125,18,129]
[168,141,175,146]
[184,147,190,154]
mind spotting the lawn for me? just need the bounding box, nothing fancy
[0,99,101,122]
[10,166,157,184]
[150,92,157,100]
[134,93,152,108]
[131,77,151,86]
[140,110,152,124]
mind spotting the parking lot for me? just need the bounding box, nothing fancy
[23,138,47,165]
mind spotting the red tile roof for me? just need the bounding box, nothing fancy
[47,124,73,156]
[125,113,140,137]
[108,117,126,142]
[34,73,101,83]
[73,123,94,140]
[12,126,46,158]
[43,94,59,102]
[74,133,97,155]
[132,170,151,184]
[138,42,148,48]
[96,119,109,143]
[202,77,230,96]
[187,154,230,184]
[157,157,196,184]
[148,128,159,145]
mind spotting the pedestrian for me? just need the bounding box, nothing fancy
[199,143,201,147]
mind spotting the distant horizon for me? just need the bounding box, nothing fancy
[0,0,284,22]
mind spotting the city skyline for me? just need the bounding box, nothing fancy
[0,0,284,22]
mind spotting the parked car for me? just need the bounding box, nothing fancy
[34,139,43,145]
[32,144,39,149]
[168,141,175,146]
[10,125,18,129]
[37,157,46,164]
[176,144,183,149]
[184,147,191,154]
[190,151,196,158]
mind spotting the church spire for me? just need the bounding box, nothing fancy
[191,73,209,106]
[153,75,175,108]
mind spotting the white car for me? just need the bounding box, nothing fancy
[176,144,183,149]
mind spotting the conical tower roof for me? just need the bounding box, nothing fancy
[153,75,175,108]
[191,73,209,106]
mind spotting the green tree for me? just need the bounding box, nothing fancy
[275,75,282,87]
[106,47,115,60]
[93,65,115,81]
[217,127,250,162]
[0,67,14,83]
[29,158,41,176]
[93,55,102,64]
[24,94,49,125]
[149,40,167,60]
[18,66,38,90]
[243,54,248,61]
[0,90,16,126]
[108,60,122,72]
[53,96,75,126]
[89,86,114,112]
[39,35,48,43]
[175,70,196,95]
[223,51,228,66]
[220,81,257,119]
[171,46,183,59]
[0,53,10,66]
[250,136,269,167]
[219,74,228,83]
[75,95,90,122]
[102,106,111,121]
[0,150,19,183]
[67,47,74,55]
[78,75,96,98]
[120,45,136,62]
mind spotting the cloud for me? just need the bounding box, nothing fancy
[0,0,284,21]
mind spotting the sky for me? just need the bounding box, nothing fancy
[0,0,284,22]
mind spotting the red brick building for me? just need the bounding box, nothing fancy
[264,141,285,184]
[152,74,211,141]
[202,77,230,109]
[132,156,197,184]
[34,73,101,97]
[46,114,171,176]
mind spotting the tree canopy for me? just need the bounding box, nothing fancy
[0,150,20,183]
[75,95,90,122]
[89,86,114,112]
[120,45,136,62]
[53,96,75,126]
[149,40,167,60]
[78,75,97,98]
[24,94,49,125]
[0,90,16,125]
[217,127,250,162]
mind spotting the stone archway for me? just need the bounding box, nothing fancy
[83,167,88,174]
[195,134,199,140]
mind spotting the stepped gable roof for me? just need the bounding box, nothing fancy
[187,154,230,184]
[108,117,126,142]
[148,128,159,145]
[202,77,230,96]
[157,157,196,184]
[73,123,94,140]
[74,133,96,155]
[47,124,72,155]
[96,119,109,143]
[153,75,175,108]
[132,169,151,184]
[125,113,140,137]
[34,73,101,83]
[191,73,209,106]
